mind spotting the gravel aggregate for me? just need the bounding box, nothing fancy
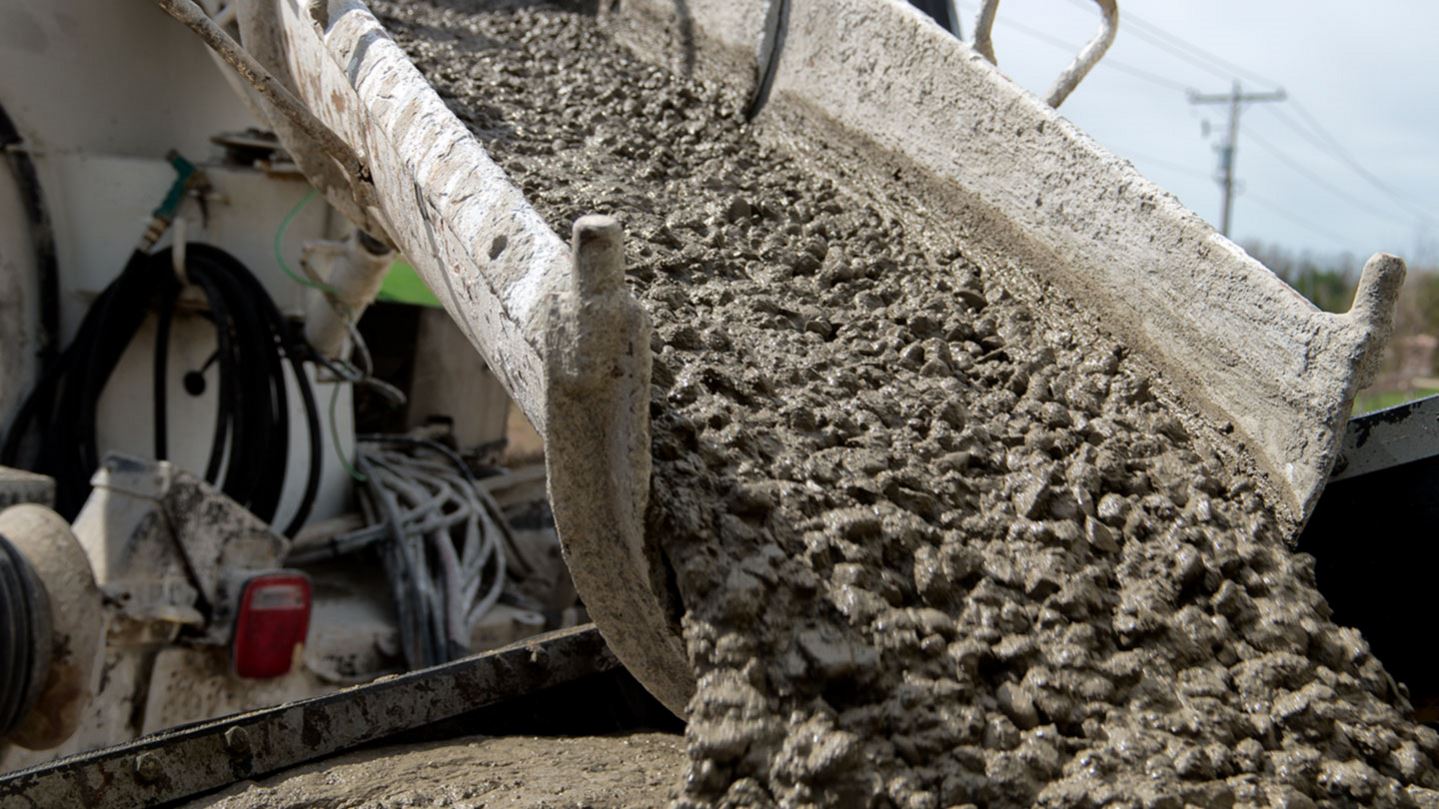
[372,3,1439,806]
[185,733,684,808]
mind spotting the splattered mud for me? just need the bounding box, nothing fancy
[184,733,684,808]
[374,2,1439,806]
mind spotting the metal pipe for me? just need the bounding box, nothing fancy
[302,232,396,359]
[1044,0,1118,108]
[151,0,378,212]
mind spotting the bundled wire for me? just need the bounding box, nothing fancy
[291,437,517,668]
[1,244,321,535]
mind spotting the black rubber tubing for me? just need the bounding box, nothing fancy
[1,244,322,537]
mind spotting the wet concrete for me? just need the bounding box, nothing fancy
[185,733,684,808]
[374,2,1439,806]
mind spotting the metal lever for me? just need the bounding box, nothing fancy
[153,0,381,217]
[745,0,790,119]
[972,0,1119,108]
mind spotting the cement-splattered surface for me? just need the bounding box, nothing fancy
[374,2,1439,806]
[184,733,684,808]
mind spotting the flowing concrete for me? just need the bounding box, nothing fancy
[243,0,1409,717]
[372,4,1438,806]
[611,0,1405,528]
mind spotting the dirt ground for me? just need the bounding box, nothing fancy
[185,733,685,808]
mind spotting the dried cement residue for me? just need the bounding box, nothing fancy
[185,733,684,808]
[374,2,1439,806]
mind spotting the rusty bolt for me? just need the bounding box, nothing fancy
[224,726,252,757]
[134,752,164,784]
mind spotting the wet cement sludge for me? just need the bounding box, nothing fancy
[375,3,1439,806]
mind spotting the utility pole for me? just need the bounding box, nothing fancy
[1188,81,1286,237]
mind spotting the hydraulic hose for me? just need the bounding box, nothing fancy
[1,244,322,536]
[0,103,60,371]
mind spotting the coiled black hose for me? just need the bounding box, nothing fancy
[0,103,60,371]
[1,244,321,536]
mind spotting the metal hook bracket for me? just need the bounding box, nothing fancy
[971,0,1118,107]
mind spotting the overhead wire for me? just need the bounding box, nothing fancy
[1265,103,1438,225]
[1237,191,1354,249]
[1120,150,1215,183]
[1081,1,1283,91]
[983,0,1430,247]
[1241,128,1399,226]
[1059,0,1436,228]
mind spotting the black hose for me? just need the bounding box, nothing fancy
[0,243,322,536]
[285,338,323,538]
[356,452,433,670]
[153,281,176,461]
[152,244,322,535]
[908,0,961,36]
[0,103,60,371]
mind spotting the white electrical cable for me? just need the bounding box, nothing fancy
[171,215,189,285]
[331,443,512,662]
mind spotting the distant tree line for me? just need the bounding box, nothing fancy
[1244,241,1359,314]
[1244,240,1439,379]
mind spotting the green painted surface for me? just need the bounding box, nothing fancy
[1353,388,1439,416]
[377,260,442,307]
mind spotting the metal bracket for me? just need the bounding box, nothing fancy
[542,218,691,716]
[972,0,1118,107]
[0,625,616,808]
[153,0,384,235]
[745,0,790,119]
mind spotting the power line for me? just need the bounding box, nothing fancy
[1267,102,1437,224]
[957,0,1425,248]
[1243,125,1412,226]
[1067,2,1437,231]
[1119,150,1355,244]
[1137,129,1392,244]
[1262,105,1349,158]
[1083,50,1191,94]
[1131,145,1364,249]
[1081,0,1437,225]
[1121,150,1214,183]
[1065,0,1284,91]
[1240,190,1356,249]
[1131,147,1362,249]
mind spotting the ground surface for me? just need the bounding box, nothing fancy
[374,2,1439,806]
[185,733,685,808]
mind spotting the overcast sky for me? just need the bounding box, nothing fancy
[945,0,1439,267]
